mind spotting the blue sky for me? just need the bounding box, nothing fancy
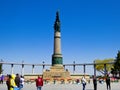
[0,0,120,73]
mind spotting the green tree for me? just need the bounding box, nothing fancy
[113,51,120,78]
[94,58,114,75]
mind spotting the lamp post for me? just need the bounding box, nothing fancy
[83,64,86,77]
[0,59,3,74]
[73,61,75,74]
[104,64,107,76]
[32,65,35,74]
[21,60,24,76]
[94,61,96,77]
[93,61,97,90]
[11,64,14,74]
[42,61,45,73]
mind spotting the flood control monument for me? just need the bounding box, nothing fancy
[43,11,70,81]
[24,11,90,84]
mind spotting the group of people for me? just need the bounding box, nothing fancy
[35,75,111,90]
[6,73,24,90]
[93,74,111,90]
[81,74,111,90]
[5,74,44,90]
[4,74,111,90]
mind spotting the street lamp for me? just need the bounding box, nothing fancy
[42,61,45,73]
[73,61,75,74]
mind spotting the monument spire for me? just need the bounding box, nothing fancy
[54,11,60,32]
[52,11,63,66]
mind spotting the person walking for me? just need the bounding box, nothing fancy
[6,74,11,90]
[0,74,4,84]
[93,76,97,90]
[10,74,17,90]
[81,77,87,90]
[15,74,20,88]
[19,76,24,90]
[36,75,43,90]
[106,74,111,90]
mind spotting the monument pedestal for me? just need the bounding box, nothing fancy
[43,65,70,83]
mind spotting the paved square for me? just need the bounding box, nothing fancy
[0,82,120,90]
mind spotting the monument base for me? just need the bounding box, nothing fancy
[43,65,70,83]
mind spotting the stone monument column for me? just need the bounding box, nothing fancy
[43,11,70,83]
[52,11,63,66]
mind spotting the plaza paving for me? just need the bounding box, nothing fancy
[0,82,120,90]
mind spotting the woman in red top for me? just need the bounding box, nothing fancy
[36,75,43,90]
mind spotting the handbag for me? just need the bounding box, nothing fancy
[14,87,20,90]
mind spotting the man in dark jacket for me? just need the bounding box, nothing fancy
[6,74,11,90]
[93,76,97,90]
[106,74,111,90]
[15,74,20,88]
[36,75,43,90]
